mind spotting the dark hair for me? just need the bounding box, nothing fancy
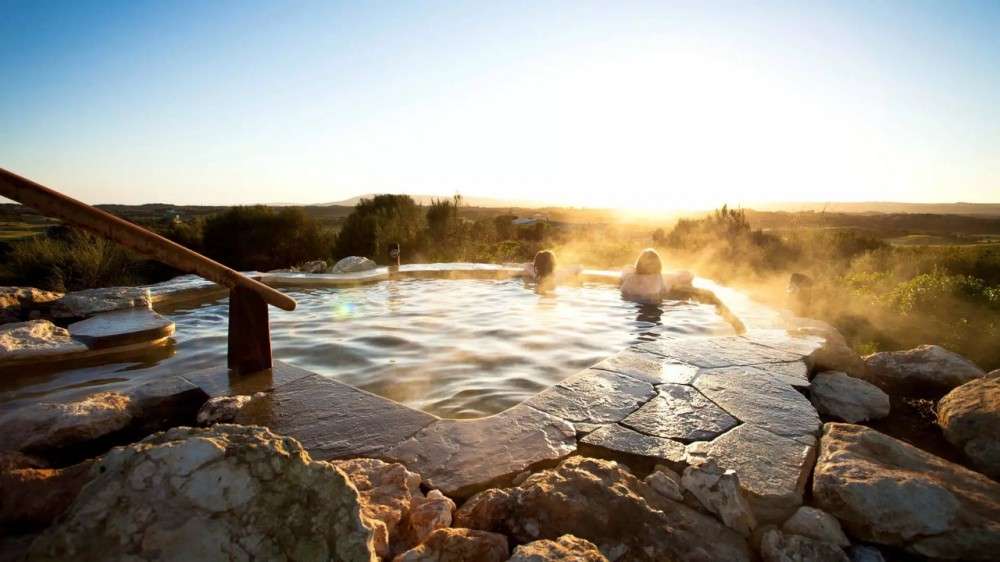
[635,248,662,275]
[533,250,557,279]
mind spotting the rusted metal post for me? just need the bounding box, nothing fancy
[227,286,272,374]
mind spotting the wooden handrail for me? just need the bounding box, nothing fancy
[0,167,296,312]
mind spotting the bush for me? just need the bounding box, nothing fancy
[334,195,425,263]
[202,206,333,271]
[4,229,137,291]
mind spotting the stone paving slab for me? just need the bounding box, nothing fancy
[50,287,152,319]
[693,370,821,443]
[699,361,811,389]
[580,423,686,468]
[384,404,576,497]
[692,423,817,524]
[591,349,699,386]
[621,383,739,442]
[635,335,804,369]
[68,309,175,349]
[524,369,655,424]
[181,361,319,398]
[236,370,437,461]
[742,329,826,359]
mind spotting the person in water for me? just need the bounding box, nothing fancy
[620,248,693,304]
[524,249,557,287]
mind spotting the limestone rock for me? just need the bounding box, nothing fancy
[938,376,1000,480]
[643,465,684,502]
[863,345,985,397]
[700,424,817,524]
[508,535,608,561]
[812,423,1000,560]
[526,370,654,424]
[126,376,210,433]
[384,404,575,497]
[392,528,508,562]
[333,256,378,273]
[50,286,151,319]
[810,372,890,423]
[408,490,456,547]
[808,334,865,378]
[299,260,329,273]
[0,320,87,361]
[987,369,1000,379]
[0,286,62,322]
[579,423,686,467]
[681,458,757,536]
[781,506,849,547]
[333,457,420,557]
[0,459,94,528]
[197,395,255,425]
[27,425,377,561]
[0,451,47,471]
[846,545,885,562]
[760,528,849,562]
[454,456,753,562]
[621,383,739,442]
[0,392,133,454]
[694,371,820,443]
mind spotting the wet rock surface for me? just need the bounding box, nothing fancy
[0,391,133,455]
[454,456,753,562]
[0,319,87,361]
[812,423,1000,560]
[27,425,377,561]
[863,344,985,397]
[621,383,739,442]
[810,372,890,423]
[525,369,655,424]
[393,528,509,562]
[385,404,575,497]
[579,423,686,467]
[197,394,256,425]
[508,535,608,561]
[591,349,699,385]
[694,370,820,443]
[937,376,1000,480]
[67,308,174,349]
[636,335,804,368]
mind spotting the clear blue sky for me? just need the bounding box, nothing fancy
[2,0,998,208]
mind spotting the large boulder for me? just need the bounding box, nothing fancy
[392,528,508,562]
[938,376,1000,480]
[812,423,1000,560]
[508,535,608,561]
[0,459,95,529]
[862,345,984,397]
[454,456,753,562]
[810,372,890,423]
[680,458,756,536]
[0,286,62,322]
[0,392,133,455]
[781,506,849,547]
[27,425,377,561]
[0,319,87,361]
[50,286,151,319]
[805,331,866,378]
[333,256,379,274]
[760,528,849,562]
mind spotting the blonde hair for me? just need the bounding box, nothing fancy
[533,250,557,279]
[635,248,663,275]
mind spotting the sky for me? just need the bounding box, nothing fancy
[1,0,998,210]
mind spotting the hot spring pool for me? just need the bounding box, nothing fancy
[1,278,735,418]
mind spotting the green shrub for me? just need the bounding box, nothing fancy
[202,206,333,271]
[334,195,424,263]
[4,229,137,291]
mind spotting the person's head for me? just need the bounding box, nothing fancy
[635,248,663,275]
[533,250,557,279]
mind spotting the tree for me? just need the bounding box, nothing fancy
[334,195,425,262]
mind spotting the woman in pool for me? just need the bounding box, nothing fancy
[524,250,558,291]
[620,248,693,304]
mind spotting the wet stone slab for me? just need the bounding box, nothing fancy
[68,309,175,349]
[693,370,820,443]
[692,423,817,524]
[235,368,437,461]
[580,423,686,467]
[634,335,804,369]
[591,349,699,386]
[700,361,811,390]
[525,369,655,424]
[50,287,151,319]
[181,361,317,398]
[742,329,825,359]
[384,404,576,497]
[621,383,739,443]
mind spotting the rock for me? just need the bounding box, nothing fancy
[591,349,699,385]
[408,490,456,547]
[579,423,686,468]
[643,466,684,501]
[700,424,817,524]
[0,286,62,322]
[812,422,1000,560]
[636,335,803,369]
[392,528,508,562]
[299,260,329,273]
[454,456,753,562]
[27,425,377,561]
[987,369,1000,380]
[781,506,849,547]
[0,320,87,362]
[621,383,739,442]
[808,335,866,378]
[681,458,757,536]
[846,545,885,562]
[50,286,151,319]
[333,256,378,274]
[0,392,133,455]
[126,376,210,433]
[197,395,255,425]
[938,376,1000,480]
[810,372,890,423]
[693,371,820,443]
[508,535,608,561]
[0,459,95,528]
[333,457,421,558]
[384,404,575,497]
[760,528,850,562]
[67,308,174,349]
[863,345,985,397]
[526,370,655,425]
[0,451,47,471]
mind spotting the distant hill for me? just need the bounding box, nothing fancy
[748,201,1000,216]
[316,194,545,208]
